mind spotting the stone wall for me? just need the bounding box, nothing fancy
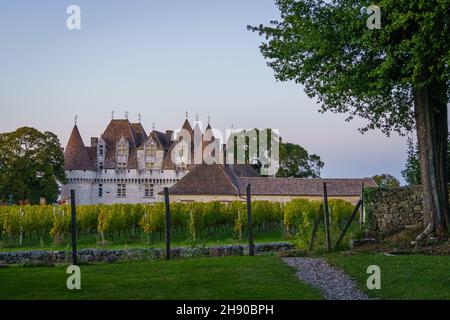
[364,185,450,237]
[0,242,293,266]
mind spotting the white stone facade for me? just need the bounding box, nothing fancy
[62,168,188,205]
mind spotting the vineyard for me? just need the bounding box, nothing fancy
[0,199,359,250]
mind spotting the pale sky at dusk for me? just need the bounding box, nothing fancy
[0,0,414,183]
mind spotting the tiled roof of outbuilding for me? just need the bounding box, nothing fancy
[164,162,377,197]
[163,163,258,195]
[235,177,377,196]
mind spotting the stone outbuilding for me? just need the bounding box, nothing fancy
[162,163,377,204]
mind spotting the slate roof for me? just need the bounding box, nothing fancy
[130,122,147,147]
[236,177,377,196]
[65,118,209,171]
[202,124,215,150]
[164,164,377,197]
[64,125,96,170]
[153,130,172,151]
[101,120,139,169]
[163,163,258,195]
[162,119,196,170]
[181,119,194,136]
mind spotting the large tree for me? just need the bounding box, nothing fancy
[0,127,66,204]
[249,0,450,237]
[277,142,324,178]
[227,129,323,177]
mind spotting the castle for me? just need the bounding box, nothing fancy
[62,115,375,206]
[61,115,226,205]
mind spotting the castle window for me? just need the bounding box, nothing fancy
[117,183,126,198]
[98,184,103,197]
[98,162,104,170]
[116,138,129,170]
[118,144,127,156]
[176,160,187,170]
[146,142,156,157]
[117,161,127,169]
[99,145,104,156]
[145,141,157,171]
[145,162,154,170]
[144,184,154,198]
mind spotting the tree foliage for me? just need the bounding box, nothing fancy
[248,0,449,135]
[249,0,450,235]
[0,127,66,204]
[372,173,401,188]
[227,128,323,178]
[402,136,450,186]
[277,142,324,178]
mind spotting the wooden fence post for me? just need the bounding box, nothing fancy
[360,183,365,228]
[335,200,363,249]
[246,184,255,256]
[164,187,171,260]
[70,190,78,265]
[323,183,332,252]
[308,204,323,252]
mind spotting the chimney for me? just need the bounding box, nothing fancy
[91,137,98,148]
[166,130,174,140]
[223,143,227,164]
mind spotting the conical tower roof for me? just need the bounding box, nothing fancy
[181,119,194,136]
[64,125,95,170]
[205,123,214,138]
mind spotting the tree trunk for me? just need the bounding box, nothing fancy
[414,79,449,237]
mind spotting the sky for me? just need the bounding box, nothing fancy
[0,0,413,183]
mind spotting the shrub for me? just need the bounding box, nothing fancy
[329,199,356,229]
[226,201,246,239]
[50,205,70,243]
[188,202,204,239]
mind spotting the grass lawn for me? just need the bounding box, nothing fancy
[0,225,286,252]
[0,256,322,300]
[325,253,450,300]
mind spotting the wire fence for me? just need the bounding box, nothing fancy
[0,184,363,257]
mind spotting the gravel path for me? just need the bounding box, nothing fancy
[283,257,368,300]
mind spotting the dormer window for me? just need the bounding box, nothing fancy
[144,140,157,170]
[116,136,129,170]
[117,162,127,169]
[174,141,188,170]
[146,142,156,157]
[118,144,128,156]
[179,146,185,157]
